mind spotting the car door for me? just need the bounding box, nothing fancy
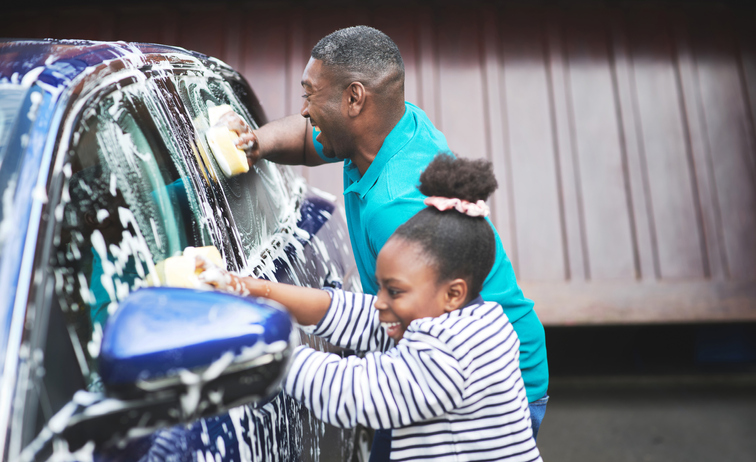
[13,54,360,461]
[13,62,231,460]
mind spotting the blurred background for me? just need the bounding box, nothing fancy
[3,1,756,460]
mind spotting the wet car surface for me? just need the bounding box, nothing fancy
[0,39,365,461]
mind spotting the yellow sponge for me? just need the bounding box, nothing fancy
[205,104,249,177]
[207,104,234,126]
[146,246,223,288]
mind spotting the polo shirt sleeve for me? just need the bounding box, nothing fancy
[312,129,342,164]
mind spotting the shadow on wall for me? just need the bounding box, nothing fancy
[546,322,756,377]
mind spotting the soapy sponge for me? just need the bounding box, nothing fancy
[205,104,249,177]
[146,246,223,288]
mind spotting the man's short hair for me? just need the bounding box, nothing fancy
[311,26,404,84]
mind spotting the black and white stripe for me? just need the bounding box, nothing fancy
[284,289,541,462]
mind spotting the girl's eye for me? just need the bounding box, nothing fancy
[388,288,400,297]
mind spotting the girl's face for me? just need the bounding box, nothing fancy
[374,238,466,342]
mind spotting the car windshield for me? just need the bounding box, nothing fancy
[0,85,27,165]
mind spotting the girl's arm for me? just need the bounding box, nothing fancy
[196,257,394,351]
[197,257,330,326]
[197,258,392,351]
[284,340,467,430]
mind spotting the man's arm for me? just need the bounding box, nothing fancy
[218,112,325,167]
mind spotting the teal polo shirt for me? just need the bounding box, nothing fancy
[314,102,548,402]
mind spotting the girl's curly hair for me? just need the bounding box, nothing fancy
[392,153,498,300]
[418,153,498,203]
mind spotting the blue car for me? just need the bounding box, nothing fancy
[0,39,367,461]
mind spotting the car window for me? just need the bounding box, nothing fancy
[175,75,289,258]
[50,81,213,389]
[0,85,27,164]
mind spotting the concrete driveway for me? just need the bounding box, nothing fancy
[537,374,756,461]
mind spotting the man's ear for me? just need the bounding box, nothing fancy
[444,279,468,312]
[345,81,366,117]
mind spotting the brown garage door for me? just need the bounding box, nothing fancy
[4,2,755,325]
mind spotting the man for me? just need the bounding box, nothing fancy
[225,25,549,448]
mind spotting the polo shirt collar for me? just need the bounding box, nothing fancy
[344,104,413,198]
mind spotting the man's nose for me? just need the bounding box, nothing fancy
[300,99,309,118]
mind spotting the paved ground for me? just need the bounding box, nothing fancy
[537,323,756,461]
[537,374,756,461]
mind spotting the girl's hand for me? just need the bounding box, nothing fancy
[196,255,330,325]
[195,255,251,296]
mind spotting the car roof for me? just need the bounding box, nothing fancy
[0,38,217,90]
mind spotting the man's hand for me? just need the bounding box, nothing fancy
[214,110,262,167]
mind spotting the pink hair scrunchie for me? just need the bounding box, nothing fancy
[424,196,490,217]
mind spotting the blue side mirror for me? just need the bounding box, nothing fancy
[24,287,296,454]
[100,287,294,401]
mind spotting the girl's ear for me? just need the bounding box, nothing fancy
[444,279,468,312]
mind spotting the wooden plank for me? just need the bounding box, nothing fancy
[498,9,565,282]
[523,279,756,326]
[689,10,756,280]
[98,10,116,42]
[416,7,439,127]
[738,18,756,158]
[47,8,107,41]
[372,7,421,108]
[286,9,307,117]
[625,10,708,280]
[221,7,242,72]
[0,12,42,39]
[672,12,728,281]
[609,13,657,282]
[563,12,637,280]
[112,7,168,44]
[284,9,307,182]
[545,12,587,282]
[238,10,290,122]
[480,5,514,257]
[176,5,226,61]
[435,6,488,162]
[304,8,371,55]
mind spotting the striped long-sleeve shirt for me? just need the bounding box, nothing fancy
[283,289,542,462]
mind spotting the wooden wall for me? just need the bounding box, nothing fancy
[4,2,756,325]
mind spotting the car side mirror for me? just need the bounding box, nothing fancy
[21,287,295,457]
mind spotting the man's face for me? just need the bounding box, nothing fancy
[300,58,350,159]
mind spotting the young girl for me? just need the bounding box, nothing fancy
[198,154,542,462]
